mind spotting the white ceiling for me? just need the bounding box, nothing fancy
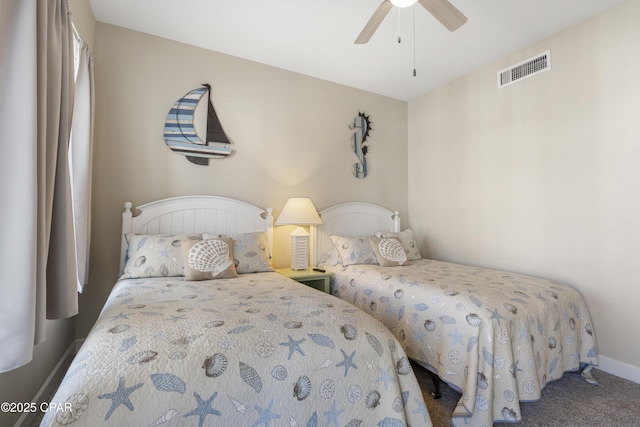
[89,0,626,101]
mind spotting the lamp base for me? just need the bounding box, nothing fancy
[290,227,309,270]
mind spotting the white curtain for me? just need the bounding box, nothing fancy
[0,0,80,372]
[70,37,94,292]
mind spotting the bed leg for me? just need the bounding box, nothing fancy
[580,363,599,386]
[427,370,443,399]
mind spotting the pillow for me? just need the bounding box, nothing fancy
[369,236,408,267]
[375,228,422,261]
[121,234,200,279]
[329,235,378,266]
[182,238,238,281]
[202,231,273,274]
[318,247,342,268]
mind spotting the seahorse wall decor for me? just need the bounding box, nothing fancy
[349,111,373,179]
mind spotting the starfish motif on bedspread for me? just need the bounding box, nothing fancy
[97,376,143,420]
[109,312,130,321]
[510,360,523,376]
[252,399,281,427]
[486,307,506,326]
[336,349,358,377]
[183,391,221,427]
[375,365,397,391]
[411,396,429,423]
[279,335,306,360]
[412,326,429,343]
[447,327,465,347]
[323,400,345,426]
[382,301,396,319]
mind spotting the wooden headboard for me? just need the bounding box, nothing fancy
[120,195,273,273]
[311,202,400,266]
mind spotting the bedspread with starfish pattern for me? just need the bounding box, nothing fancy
[41,273,431,427]
[325,259,598,427]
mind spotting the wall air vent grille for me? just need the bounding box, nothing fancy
[498,50,551,88]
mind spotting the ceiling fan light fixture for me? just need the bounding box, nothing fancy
[354,0,467,44]
[390,0,417,7]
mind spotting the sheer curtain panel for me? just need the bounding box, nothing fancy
[0,0,79,372]
[70,38,94,292]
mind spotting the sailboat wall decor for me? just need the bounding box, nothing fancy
[164,84,232,165]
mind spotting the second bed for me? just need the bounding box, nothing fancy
[312,202,599,427]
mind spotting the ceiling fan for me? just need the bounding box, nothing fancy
[354,0,467,44]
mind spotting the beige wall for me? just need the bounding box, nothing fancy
[408,0,640,381]
[69,0,96,46]
[77,23,408,337]
[0,1,96,425]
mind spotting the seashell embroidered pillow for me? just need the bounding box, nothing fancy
[121,234,201,279]
[181,238,238,281]
[202,231,273,274]
[375,228,422,261]
[368,236,408,267]
[330,235,379,266]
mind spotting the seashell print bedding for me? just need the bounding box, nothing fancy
[326,258,599,427]
[40,273,431,427]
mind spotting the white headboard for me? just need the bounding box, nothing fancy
[120,195,273,273]
[311,202,400,266]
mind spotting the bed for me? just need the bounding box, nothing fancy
[312,202,599,427]
[41,196,431,427]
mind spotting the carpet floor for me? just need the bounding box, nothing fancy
[413,362,640,427]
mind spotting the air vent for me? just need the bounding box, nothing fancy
[498,50,551,88]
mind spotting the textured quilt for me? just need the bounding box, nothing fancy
[41,273,431,427]
[326,259,598,427]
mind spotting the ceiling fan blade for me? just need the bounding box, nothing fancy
[418,0,467,31]
[354,0,394,44]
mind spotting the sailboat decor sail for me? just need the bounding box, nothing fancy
[164,84,232,165]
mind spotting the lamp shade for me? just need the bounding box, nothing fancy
[275,198,322,225]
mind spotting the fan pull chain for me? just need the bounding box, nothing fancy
[398,8,402,43]
[413,4,417,76]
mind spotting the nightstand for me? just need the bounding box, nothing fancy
[275,267,333,294]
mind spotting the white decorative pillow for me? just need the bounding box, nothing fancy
[121,234,200,279]
[182,238,238,281]
[329,235,379,266]
[202,231,273,274]
[369,236,408,267]
[375,228,422,261]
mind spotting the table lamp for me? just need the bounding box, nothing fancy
[276,197,322,270]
